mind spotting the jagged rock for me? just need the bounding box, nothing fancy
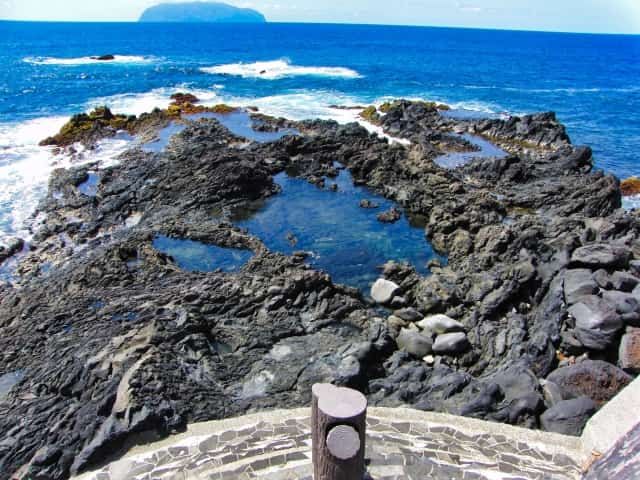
[570,243,631,270]
[563,269,598,305]
[569,295,623,350]
[359,199,379,209]
[546,360,632,404]
[602,290,640,327]
[540,397,597,436]
[396,328,433,358]
[619,328,640,373]
[376,207,401,223]
[371,278,401,304]
[432,332,470,355]
[2,100,639,478]
[0,237,24,263]
[416,314,465,334]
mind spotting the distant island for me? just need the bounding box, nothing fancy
[139,2,266,23]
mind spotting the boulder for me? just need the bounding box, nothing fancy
[371,278,400,304]
[568,295,623,350]
[593,269,612,290]
[359,199,379,209]
[610,271,639,292]
[619,328,640,373]
[417,314,465,334]
[571,243,630,270]
[396,328,433,358]
[602,290,640,327]
[393,307,423,322]
[376,207,401,223]
[563,269,598,305]
[546,360,632,404]
[432,332,470,355]
[540,397,598,436]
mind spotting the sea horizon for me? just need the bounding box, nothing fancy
[2,18,640,36]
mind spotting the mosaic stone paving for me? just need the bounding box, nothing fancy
[78,409,583,480]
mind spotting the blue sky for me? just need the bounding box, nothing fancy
[1,0,639,34]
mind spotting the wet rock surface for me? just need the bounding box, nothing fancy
[0,100,639,479]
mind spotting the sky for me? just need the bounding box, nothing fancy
[0,0,639,34]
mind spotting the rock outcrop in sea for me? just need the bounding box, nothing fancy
[0,99,638,479]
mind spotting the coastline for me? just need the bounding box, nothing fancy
[1,98,638,478]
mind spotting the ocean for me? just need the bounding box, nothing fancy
[0,21,639,240]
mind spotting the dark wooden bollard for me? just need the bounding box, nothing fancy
[311,383,367,480]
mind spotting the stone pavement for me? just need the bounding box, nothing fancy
[75,408,584,480]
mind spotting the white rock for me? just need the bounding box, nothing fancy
[423,354,435,365]
[370,278,400,304]
[417,314,465,334]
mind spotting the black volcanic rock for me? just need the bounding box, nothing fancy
[2,101,640,479]
[139,2,266,23]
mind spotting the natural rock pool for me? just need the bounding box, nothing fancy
[142,111,298,152]
[0,370,24,401]
[230,167,444,292]
[77,172,100,196]
[153,235,254,272]
[435,133,508,169]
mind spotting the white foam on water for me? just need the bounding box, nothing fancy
[23,55,154,66]
[201,59,362,80]
[88,87,223,116]
[622,195,640,211]
[0,117,133,239]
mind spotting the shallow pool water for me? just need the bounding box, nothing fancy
[0,370,25,401]
[188,111,299,143]
[153,235,254,272]
[77,172,100,196]
[142,123,185,153]
[232,167,444,292]
[435,133,508,169]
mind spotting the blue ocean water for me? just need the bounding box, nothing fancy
[0,21,639,240]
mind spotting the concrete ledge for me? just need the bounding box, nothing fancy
[581,375,640,456]
[369,406,583,459]
[73,406,585,480]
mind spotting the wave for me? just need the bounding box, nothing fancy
[200,59,362,80]
[0,117,133,239]
[23,55,154,66]
[88,86,223,116]
[462,84,640,95]
[622,195,640,211]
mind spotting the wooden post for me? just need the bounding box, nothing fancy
[311,383,367,480]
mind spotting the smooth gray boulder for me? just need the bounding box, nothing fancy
[571,243,630,269]
[370,278,400,304]
[393,307,423,322]
[569,295,623,350]
[540,396,598,436]
[417,314,465,334]
[563,269,598,305]
[432,332,470,355]
[396,328,433,358]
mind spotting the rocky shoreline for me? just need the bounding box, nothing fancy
[0,99,638,479]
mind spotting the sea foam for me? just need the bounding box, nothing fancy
[24,55,154,66]
[200,59,362,80]
[0,117,132,239]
